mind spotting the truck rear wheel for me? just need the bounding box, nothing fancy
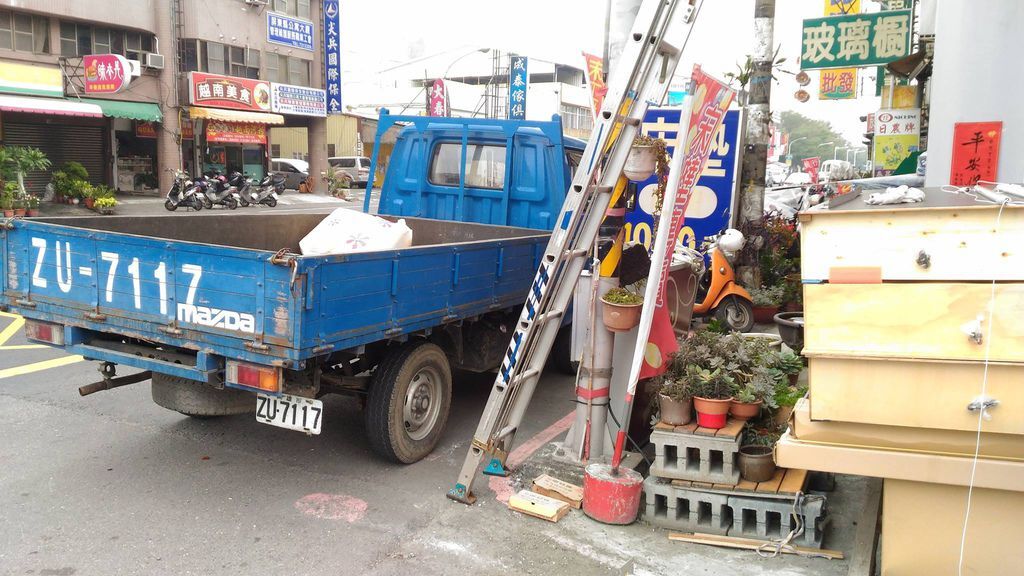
[365,341,452,464]
[151,373,253,418]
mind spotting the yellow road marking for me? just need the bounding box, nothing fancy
[0,315,24,346]
[0,344,48,351]
[0,355,84,380]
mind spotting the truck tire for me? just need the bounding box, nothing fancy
[365,341,452,464]
[151,374,253,418]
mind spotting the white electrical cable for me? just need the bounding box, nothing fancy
[956,198,1008,576]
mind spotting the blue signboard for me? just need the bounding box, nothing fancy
[267,12,314,52]
[323,0,342,114]
[624,107,741,251]
[508,56,527,120]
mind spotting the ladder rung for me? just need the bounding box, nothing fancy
[495,425,517,440]
[592,185,613,194]
[510,367,541,387]
[658,41,680,57]
[622,117,641,127]
[535,310,565,324]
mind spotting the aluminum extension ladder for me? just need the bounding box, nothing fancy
[448,0,699,504]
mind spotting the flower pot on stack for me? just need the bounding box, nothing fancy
[658,394,692,426]
[752,305,780,324]
[729,398,762,421]
[692,396,732,429]
[738,445,776,482]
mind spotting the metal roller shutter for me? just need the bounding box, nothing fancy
[3,123,105,193]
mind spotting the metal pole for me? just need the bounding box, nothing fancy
[735,0,775,288]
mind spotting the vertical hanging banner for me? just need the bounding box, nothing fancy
[323,0,342,114]
[428,79,448,117]
[950,122,1002,186]
[632,65,735,383]
[508,56,528,120]
[802,156,821,183]
[582,52,607,122]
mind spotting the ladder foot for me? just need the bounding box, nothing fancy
[446,484,477,505]
[482,457,511,477]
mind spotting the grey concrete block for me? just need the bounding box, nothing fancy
[727,494,828,549]
[642,477,732,536]
[650,429,741,485]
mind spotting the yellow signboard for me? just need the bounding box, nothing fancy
[819,0,859,100]
[880,84,918,109]
[824,0,860,14]
[0,61,63,97]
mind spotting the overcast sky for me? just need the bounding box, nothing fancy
[340,0,883,144]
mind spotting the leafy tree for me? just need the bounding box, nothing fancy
[777,111,850,166]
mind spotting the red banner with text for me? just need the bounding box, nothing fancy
[583,52,607,121]
[206,121,266,144]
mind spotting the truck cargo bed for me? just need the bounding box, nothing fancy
[1,211,547,370]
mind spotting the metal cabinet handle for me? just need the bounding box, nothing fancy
[916,250,931,269]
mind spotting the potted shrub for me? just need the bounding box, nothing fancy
[0,191,12,217]
[600,287,643,332]
[730,369,776,421]
[13,196,25,217]
[776,349,803,386]
[94,197,117,215]
[8,146,50,195]
[685,364,736,429]
[738,422,785,482]
[749,284,784,324]
[25,195,39,217]
[623,134,663,181]
[83,184,96,209]
[657,376,692,426]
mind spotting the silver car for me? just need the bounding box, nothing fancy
[270,158,309,191]
[328,156,371,187]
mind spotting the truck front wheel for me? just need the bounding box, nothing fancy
[151,373,253,418]
[365,341,452,464]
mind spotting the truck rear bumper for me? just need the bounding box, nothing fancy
[64,325,221,383]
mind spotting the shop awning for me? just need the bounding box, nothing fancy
[79,98,162,122]
[0,94,103,117]
[189,106,284,125]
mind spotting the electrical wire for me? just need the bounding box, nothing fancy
[957,198,1008,576]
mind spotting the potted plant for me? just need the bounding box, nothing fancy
[600,287,643,332]
[83,184,96,209]
[776,349,803,386]
[685,364,736,429]
[94,196,117,215]
[25,195,39,217]
[730,369,777,420]
[8,146,50,195]
[0,191,13,217]
[738,421,785,482]
[623,134,663,182]
[749,284,784,324]
[13,196,25,217]
[657,375,692,426]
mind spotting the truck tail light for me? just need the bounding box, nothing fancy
[226,360,281,394]
[25,320,64,345]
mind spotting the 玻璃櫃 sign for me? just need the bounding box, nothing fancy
[800,10,911,70]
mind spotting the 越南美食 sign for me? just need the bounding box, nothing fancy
[323,0,342,114]
[800,10,911,70]
[189,72,272,112]
[508,56,528,120]
[206,121,267,145]
[267,12,314,52]
[84,54,132,94]
[270,82,326,117]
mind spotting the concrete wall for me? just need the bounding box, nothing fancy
[12,0,157,33]
[926,0,1024,186]
[180,0,315,68]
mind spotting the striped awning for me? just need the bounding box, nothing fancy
[0,94,103,117]
[189,106,284,125]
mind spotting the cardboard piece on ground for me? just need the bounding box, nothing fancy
[532,474,583,509]
[508,489,570,522]
[668,532,844,560]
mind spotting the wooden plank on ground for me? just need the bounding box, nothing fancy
[671,479,693,488]
[847,478,883,576]
[691,481,714,490]
[654,421,674,432]
[733,478,758,492]
[693,425,717,437]
[669,532,844,560]
[778,468,809,495]
[754,468,786,494]
[715,418,745,439]
[508,490,570,523]
[532,475,583,509]
[712,483,737,490]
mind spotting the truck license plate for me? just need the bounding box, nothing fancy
[256,393,323,435]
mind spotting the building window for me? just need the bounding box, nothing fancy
[560,104,593,133]
[264,53,309,85]
[0,11,48,54]
[60,22,153,59]
[287,57,309,86]
[271,144,281,157]
[429,143,505,190]
[264,53,280,82]
[327,144,336,157]
[204,41,225,74]
[194,41,259,78]
[273,0,311,20]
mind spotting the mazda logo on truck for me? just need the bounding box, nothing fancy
[177,303,256,333]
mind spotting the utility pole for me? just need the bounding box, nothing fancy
[736,0,775,288]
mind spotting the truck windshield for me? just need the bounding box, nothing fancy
[429,143,506,190]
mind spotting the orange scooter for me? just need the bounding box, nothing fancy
[678,229,754,332]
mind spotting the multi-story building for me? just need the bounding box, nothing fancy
[0,0,331,194]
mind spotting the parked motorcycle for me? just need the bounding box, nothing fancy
[197,171,239,210]
[676,229,755,332]
[227,171,253,207]
[247,173,285,207]
[163,169,203,212]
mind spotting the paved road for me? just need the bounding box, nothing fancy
[0,205,868,576]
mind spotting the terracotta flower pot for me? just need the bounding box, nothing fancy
[2,209,12,217]
[658,394,692,426]
[738,445,776,482]
[787,372,800,387]
[773,405,794,428]
[729,398,763,421]
[601,300,642,332]
[693,396,732,429]
[784,302,802,313]
[26,209,38,217]
[752,305,780,324]
[84,197,95,209]
[13,208,25,217]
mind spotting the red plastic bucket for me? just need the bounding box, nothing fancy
[696,411,728,428]
[582,463,643,525]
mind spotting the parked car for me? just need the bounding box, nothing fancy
[329,156,371,187]
[270,158,309,191]
[818,159,856,183]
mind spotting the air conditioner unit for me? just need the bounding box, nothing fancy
[144,53,165,70]
[245,0,269,6]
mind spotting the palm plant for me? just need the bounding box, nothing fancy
[8,147,51,195]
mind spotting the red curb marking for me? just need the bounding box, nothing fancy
[489,411,575,504]
[295,493,368,522]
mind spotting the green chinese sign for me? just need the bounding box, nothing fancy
[800,10,912,70]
